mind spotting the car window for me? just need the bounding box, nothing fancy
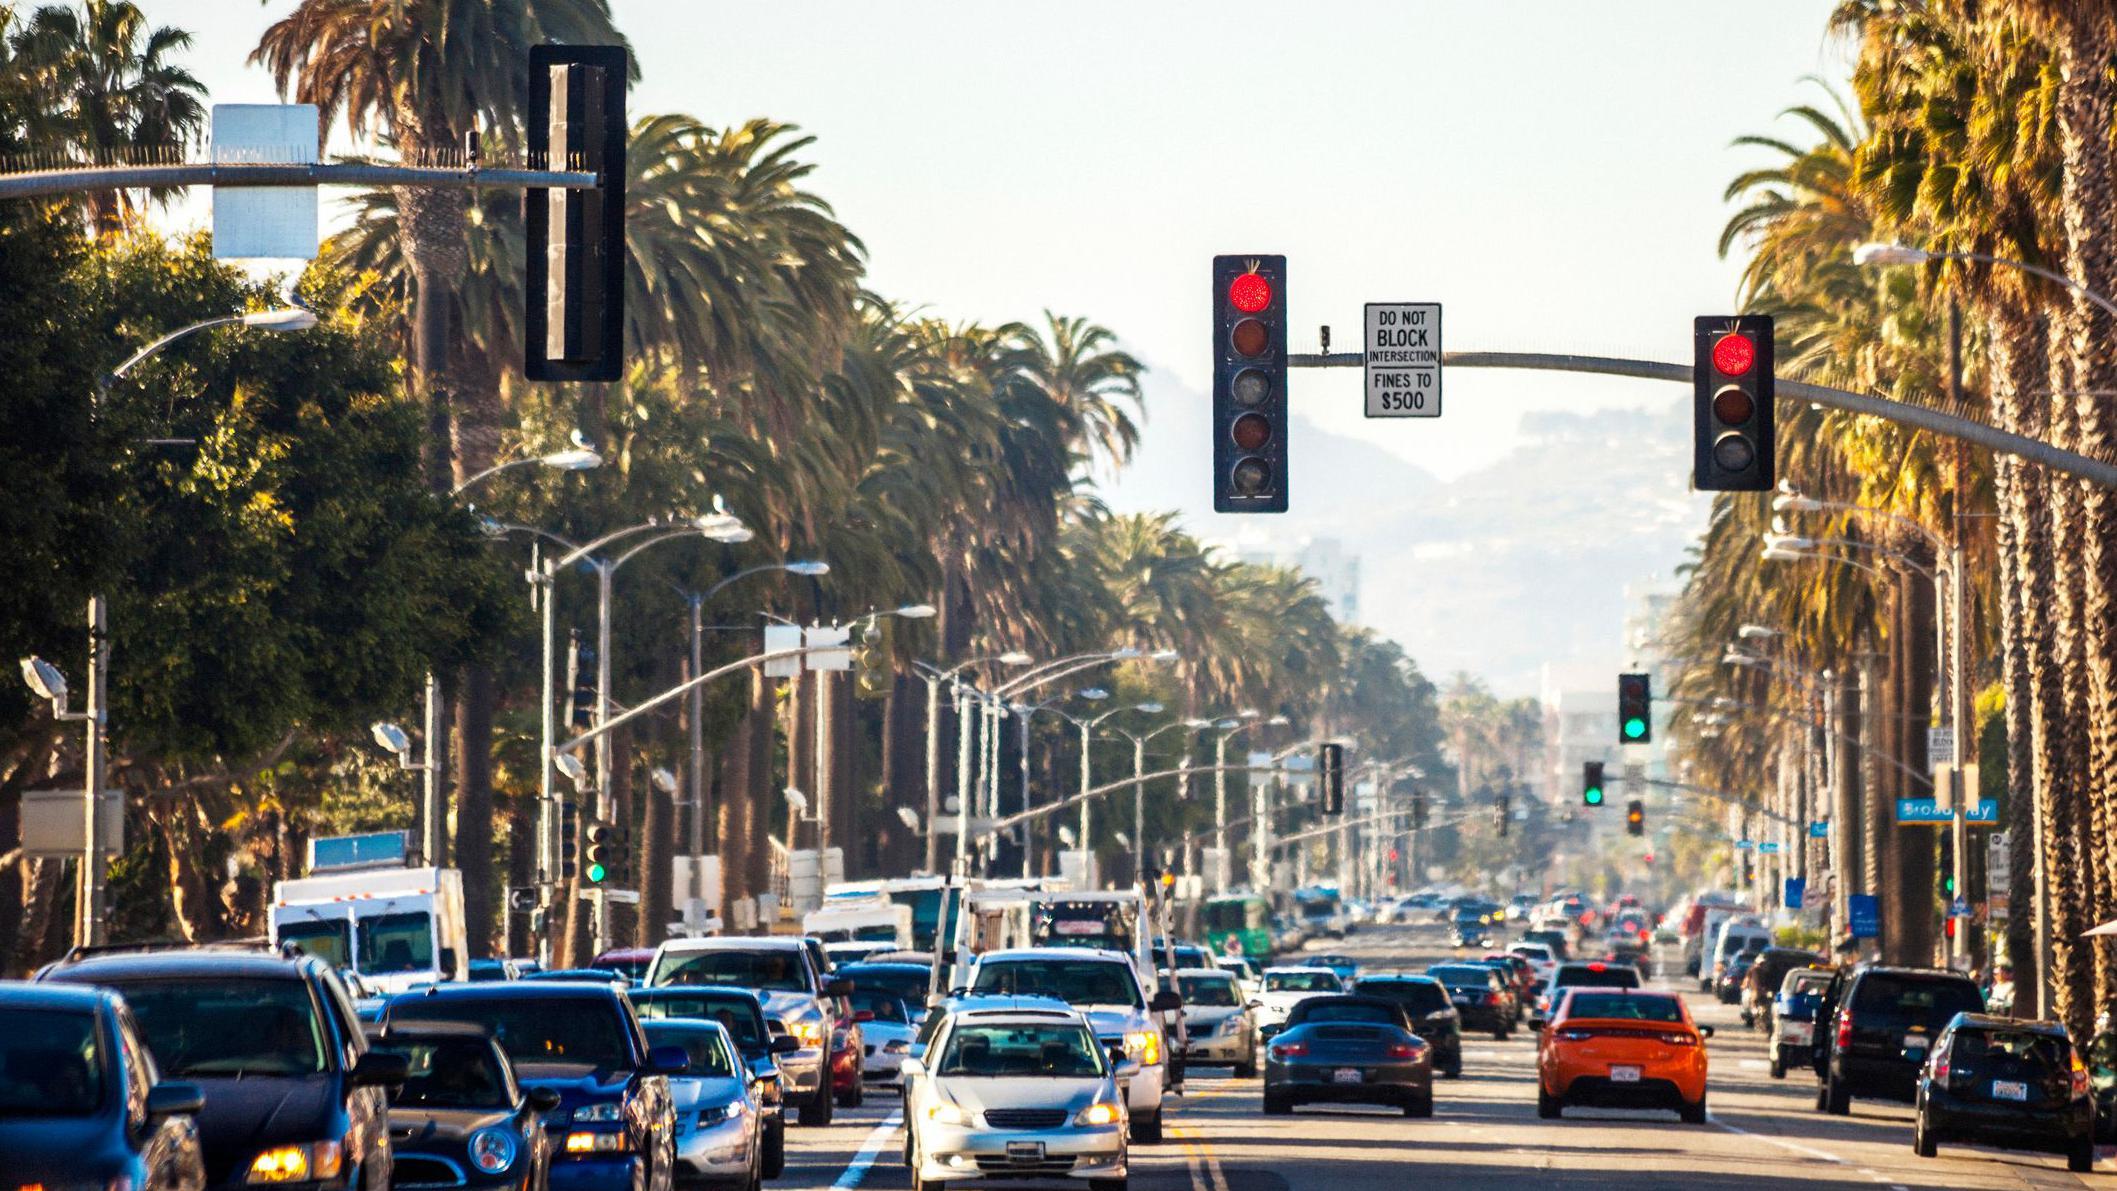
[0,1007,105,1116]
[971,960,1142,1008]
[116,1010,154,1125]
[1850,975,1982,1020]
[359,912,436,975]
[1263,970,1342,993]
[393,997,631,1071]
[1427,966,1497,989]
[1565,993,1683,1022]
[631,993,769,1050]
[1554,965,1641,990]
[116,977,328,1077]
[1355,980,1449,1015]
[1292,1001,1400,1026]
[376,1035,515,1109]
[1952,1029,2069,1069]
[937,1023,1103,1078]
[1178,976,1240,1007]
[850,991,909,1023]
[280,918,352,969]
[842,966,931,1003]
[656,949,811,992]
[643,1023,740,1078]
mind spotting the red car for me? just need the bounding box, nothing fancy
[830,1019,866,1107]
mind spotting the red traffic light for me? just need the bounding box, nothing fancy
[1711,332,1755,377]
[1228,271,1273,313]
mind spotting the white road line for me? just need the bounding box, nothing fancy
[832,1112,904,1190]
[1710,1113,1848,1165]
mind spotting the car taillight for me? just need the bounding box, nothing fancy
[1270,1043,1308,1060]
[1930,1052,1950,1086]
[1485,992,1500,1006]
[2072,1052,2090,1098]
[1556,1029,1593,1042]
[1835,1013,1852,1051]
[1386,1042,1420,1060]
[1659,1033,1697,1047]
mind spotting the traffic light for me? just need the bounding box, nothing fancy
[1618,672,1652,743]
[1582,761,1605,807]
[1692,314,1775,490]
[559,799,580,879]
[1411,791,1428,829]
[1496,792,1511,837]
[854,618,892,700]
[567,632,596,729]
[584,820,615,885]
[1626,799,1645,837]
[526,45,629,381]
[1318,742,1344,814]
[1212,254,1288,513]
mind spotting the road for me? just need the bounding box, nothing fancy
[774,923,2099,1191]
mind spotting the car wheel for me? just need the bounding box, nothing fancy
[839,1078,864,1109]
[1089,1179,1129,1191]
[1679,1093,1707,1125]
[1130,1110,1163,1144]
[799,1081,834,1126]
[2069,1138,2095,1173]
[1493,1025,1509,1041]
[1234,1055,1258,1080]
[765,1120,786,1177]
[1825,1074,1851,1117]
[1536,1086,1560,1120]
[1263,1090,1293,1115]
[1813,1080,1829,1112]
[1912,1112,1937,1158]
[1404,1093,1433,1119]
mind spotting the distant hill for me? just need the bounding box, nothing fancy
[1102,365,1708,695]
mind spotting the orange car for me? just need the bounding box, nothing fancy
[1536,987,1713,1123]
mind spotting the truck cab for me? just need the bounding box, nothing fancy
[270,832,468,994]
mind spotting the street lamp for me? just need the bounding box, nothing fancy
[1853,241,2117,320]
[914,651,1034,874]
[450,442,603,495]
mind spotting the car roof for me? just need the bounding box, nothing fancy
[365,1019,493,1041]
[838,961,931,974]
[658,936,806,954]
[940,994,1074,1015]
[593,948,655,961]
[0,979,115,1013]
[1173,967,1235,979]
[1949,1013,2068,1036]
[975,947,1130,964]
[40,946,317,983]
[629,984,765,1005]
[1263,964,1338,975]
[1852,964,1976,982]
[390,981,629,1004]
[1352,973,1443,985]
[640,1017,732,1036]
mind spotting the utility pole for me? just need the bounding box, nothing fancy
[536,552,557,965]
[421,669,443,867]
[592,559,614,955]
[77,596,110,948]
[687,595,706,870]
[815,664,835,868]
[1213,732,1231,894]
[1945,296,1969,970]
[923,673,943,873]
[953,683,975,875]
[1078,718,1094,887]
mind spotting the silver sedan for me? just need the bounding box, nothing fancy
[643,1019,765,1190]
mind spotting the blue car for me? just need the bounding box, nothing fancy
[641,1020,764,1190]
[0,981,207,1190]
[383,981,683,1191]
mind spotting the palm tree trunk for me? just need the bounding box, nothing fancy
[1991,305,2047,992]
[743,672,775,908]
[639,760,674,949]
[452,664,495,957]
[2043,334,2097,1032]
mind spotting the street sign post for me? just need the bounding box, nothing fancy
[1363,302,1441,417]
[1895,796,1998,825]
[1988,833,2011,896]
[1783,877,1804,909]
[1926,726,1954,770]
[1849,893,1880,938]
[1808,820,1829,839]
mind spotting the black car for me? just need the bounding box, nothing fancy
[366,1020,562,1191]
[39,944,406,1191]
[1263,995,1433,1117]
[628,984,800,1177]
[1914,1014,2095,1172]
[1352,975,1463,1078]
[1426,964,1513,1039]
[0,981,207,1190]
[383,982,682,1191]
[1521,929,1572,963]
[1816,965,1983,1114]
[1715,949,1761,1004]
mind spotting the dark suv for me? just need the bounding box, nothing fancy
[382,982,681,1191]
[1353,975,1463,1077]
[1914,1014,2095,1171]
[1815,965,1983,1114]
[38,944,405,1191]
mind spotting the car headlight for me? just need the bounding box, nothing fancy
[564,1130,635,1154]
[925,1102,975,1126]
[1219,1016,1247,1036]
[469,1127,519,1174]
[1075,1101,1122,1126]
[698,1101,746,1126]
[573,1101,624,1123]
[784,1020,826,1048]
[1125,1030,1163,1066]
[247,1141,343,1184]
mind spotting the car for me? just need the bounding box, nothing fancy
[628,986,797,1179]
[381,981,682,1191]
[525,967,631,985]
[1913,1014,2096,1172]
[1715,948,1761,1004]
[1532,961,1643,1029]
[830,1013,868,1108]
[1172,967,1258,1078]
[591,950,657,986]
[1449,918,1493,950]
[648,936,856,1127]
[640,1019,766,1191]
[1536,988,1712,1123]
[1521,929,1572,963]
[899,1002,1132,1191]
[364,1020,561,1191]
[850,990,917,1084]
[1303,955,1361,983]
[1217,955,1260,984]
[825,941,898,968]
[1151,941,1220,976]
[1262,994,1433,1118]
[1481,954,1538,1007]
[1253,966,1346,1032]
[1769,969,1832,1080]
[468,958,523,982]
[1816,965,1984,1115]
[1743,949,1824,1030]
[1426,964,1514,1040]
[964,948,1180,1143]
[1605,936,1656,980]
[1703,920,1773,993]
[1352,974,1463,1078]
[840,960,940,1027]
[38,943,406,1191]
[0,980,207,1191]
[1508,942,1558,986]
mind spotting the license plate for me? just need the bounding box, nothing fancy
[1903,1033,1929,1052]
[1993,1080,2029,1102]
[1006,1141,1046,1161]
[1333,1067,1364,1084]
[1610,1065,1642,1083]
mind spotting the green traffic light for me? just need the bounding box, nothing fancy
[1623,717,1647,740]
[1584,788,1604,806]
[586,862,608,883]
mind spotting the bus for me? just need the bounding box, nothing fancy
[1201,893,1272,960]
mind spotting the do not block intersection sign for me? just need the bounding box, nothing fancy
[1365,302,1442,417]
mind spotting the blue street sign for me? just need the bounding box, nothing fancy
[1809,820,1829,839]
[1849,893,1880,938]
[1735,839,1755,850]
[308,830,409,872]
[1759,841,1782,854]
[1894,797,1999,825]
[1948,896,1970,919]
[1784,877,1805,909]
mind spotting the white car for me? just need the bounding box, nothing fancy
[1508,942,1558,985]
[852,987,919,1084]
[901,1002,1133,1191]
[1172,968,1258,1078]
[1252,966,1345,1031]
[963,947,1178,1142]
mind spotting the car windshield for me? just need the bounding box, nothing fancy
[1851,975,1982,1021]
[596,955,652,982]
[1555,966,1641,989]
[0,1008,104,1115]
[1953,1029,2070,1068]
[1566,993,1683,1022]
[843,966,931,1003]
[630,994,769,1050]
[394,997,631,1071]
[642,1023,738,1078]
[117,977,327,1077]
[1295,1001,1398,1026]
[1264,970,1342,993]
[279,919,352,969]
[1178,976,1240,1007]
[971,960,1142,1008]
[1428,966,1494,989]
[1356,980,1449,1014]
[850,991,909,1023]
[656,949,810,992]
[376,1035,512,1109]
[358,912,435,975]
[936,1022,1103,1078]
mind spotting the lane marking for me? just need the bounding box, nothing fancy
[1710,1113,1847,1165]
[1173,1122,1230,1191]
[832,1111,903,1190]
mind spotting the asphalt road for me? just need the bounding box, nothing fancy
[772,923,2101,1191]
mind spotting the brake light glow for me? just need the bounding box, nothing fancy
[1659,1033,1697,1047]
[1386,1042,1421,1060]
[1587,963,1607,972]
[1270,1042,1308,1060]
[1835,1013,1852,1051]
[1485,992,1500,1006]
[1931,1051,1950,1085]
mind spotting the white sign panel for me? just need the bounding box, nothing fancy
[763,623,803,678]
[1364,302,1442,417]
[1926,726,1954,770]
[211,104,319,260]
[1987,833,2011,897]
[805,624,852,672]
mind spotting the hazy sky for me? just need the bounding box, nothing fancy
[157,0,1853,482]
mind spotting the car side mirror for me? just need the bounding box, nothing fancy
[1114,1058,1142,1079]
[899,1057,925,1079]
[825,978,855,998]
[1699,1025,1716,1040]
[145,1081,204,1117]
[527,1086,564,1113]
[1259,1024,1282,1042]
[772,1035,803,1055]
[352,1051,410,1088]
[648,1044,691,1075]
[855,1009,876,1023]
[1150,989,1183,1013]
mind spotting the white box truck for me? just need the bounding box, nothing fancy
[271,833,468,993]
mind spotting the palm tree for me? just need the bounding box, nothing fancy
[8,0,205,235]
